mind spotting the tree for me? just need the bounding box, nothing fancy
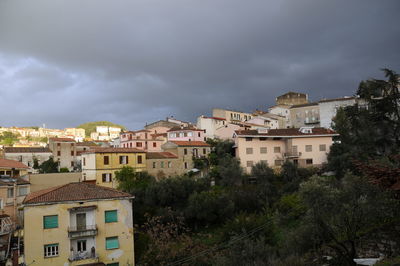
[216,155,244,186]
[38,157,59,173]
[250,162,279,208]
[297,174,399,265]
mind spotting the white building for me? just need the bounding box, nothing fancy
[318,97,357,128]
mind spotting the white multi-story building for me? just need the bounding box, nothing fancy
[318,97,358,128]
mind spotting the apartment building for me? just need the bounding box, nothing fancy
[0,175,30,224]
[268,105,291,127]
[234,127,337,172]
[4,147,52,173]
[81,147,146,188]
[23,182,134,266]
[212,108,253,123]
[146,152,181,179]
[120,130,165,152]
[161,141,211,173]
[48,138,77,171]
[64,128,86,142]
[289,103,320,128]
[276,92,308,105]
[318,97,358,128]
[167,126,206,142]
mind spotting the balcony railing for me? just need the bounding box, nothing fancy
[69,251,98,262]
[283,152,302,158]
[68,225,98,238]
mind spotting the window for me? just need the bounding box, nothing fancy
[203,148,207,155]
[152,162,156,168]
[136,142,142,147]
[106,237,119,250]
[57,151,61,156]
[57,143,60,147]
[319,144,326,151]
[160,161,164,168]
[188,132,193,137]
[137,155,143,164]
[43,215,58,229]
[83,158,86,166]
[153,142,157,148]
[104,156,109,165]
[168,161,172,168]
[71,161,74,167]
[184,149,187,155]
[274,147,281,153]
[71,151,74,156]
[77,240,87,252]
[259,137,267,141]
[18,186,28,196]
[105,210,118,223]
[198,132,201,137]
[7,188,14,198]
[306,159,313,165]
[119,156,128,164]
[274,160,283,166]
[305,145,312,152]
[245,137,253,142]
[184,162,188,169]
[246,148,253,154]
[184,132,187,137]
[246,161,253,167]
[260,147,267,154]
[44,244,59,257]
[102,173,112,183]
[260,160,268,165]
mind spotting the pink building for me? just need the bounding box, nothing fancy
[167,126,206,142]
[120,130,166,152]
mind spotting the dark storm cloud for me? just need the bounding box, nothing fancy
[0,0,399,129]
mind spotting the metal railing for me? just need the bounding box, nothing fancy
[68,224,97,232]
[69,251,98,261]
[283,152,302,157]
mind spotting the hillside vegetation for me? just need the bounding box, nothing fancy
[77,121,126,137]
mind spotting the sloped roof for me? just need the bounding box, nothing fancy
[235,127,337,137]
[0,177,30,186]
[4,147,51,153]
[0,158,29,169]
[318,97,356,103]
[23,182,132,205]
[147,152,178,159]
[84,147,145,154]
[170,141,210,147]
[290,102,319,108]
[167,126,203,132]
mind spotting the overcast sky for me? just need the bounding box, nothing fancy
[1,0,399,130]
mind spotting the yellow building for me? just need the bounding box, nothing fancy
[81,148,146,188]
[23,182,135,266]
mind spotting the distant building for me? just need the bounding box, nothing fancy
[234,127,337,172]
[4,147,52,173]
[318,97,358,128]
[64,128,85,142]
[146,152,181,179]
[0,158,29,178]
[81,147,146,188]
[120,130,165,152]
[276,92,308,106]
[289,102,320,128]
[196,116,241,140]
[268,105,291,127]
[212,108,253,123]
[48,138,77,171]
[167,126,206,142]
[23,182,135,266]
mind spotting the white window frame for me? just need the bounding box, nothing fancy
[44,244,59,257]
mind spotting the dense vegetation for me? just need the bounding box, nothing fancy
[0,131,20,146]
[115,69,400,266]
[77,121,126,137]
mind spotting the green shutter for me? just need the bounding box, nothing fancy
[106,237,119,249]
[107,263,119,266]
[105,210,118,223]
[43,215,58,229]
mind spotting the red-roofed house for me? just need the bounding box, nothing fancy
[23,182,134,266]
[146,152,181,179]
[234,127,338,172]
[120,130,165,152]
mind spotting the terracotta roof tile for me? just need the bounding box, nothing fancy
[170,141,210,147]
[0,158,29,169]
[23,182,132,204]
[147,152,178,159]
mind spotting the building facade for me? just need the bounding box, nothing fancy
[318,97,357,128]
[167,126,206,142]
[120,130,165,152]
[23,182,135,266]
[234,127,337,172]
[212,108,253,123]
[289,103,320,128]
[4,147,52,173]
[276,92,308,106]
[146,152,181,179]
[48,138,77,171]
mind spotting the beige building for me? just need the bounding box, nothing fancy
[48,138,77,171]
[64,128,86,142]
[289,103,320,128]
[161,141,211,173]
[28,172,82,192]
[23,182,135,266]
[234,127,337,172]
[4,147,52,173]
[212,108,253,123]
[146,152,181,179]
[276,92,308,105]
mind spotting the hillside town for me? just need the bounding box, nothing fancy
[1,87,396,266]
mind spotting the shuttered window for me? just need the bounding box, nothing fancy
[43,215,58,229]
[106,237,119,249]
[105,210,117,223]
[107,263,119,266]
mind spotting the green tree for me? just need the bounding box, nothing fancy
[216,155,244,186]
[59,167,69,173]
[38,157,59,173]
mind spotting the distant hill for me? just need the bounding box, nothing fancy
[77,121,127,137]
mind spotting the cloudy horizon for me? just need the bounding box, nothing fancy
[1,0,399,130]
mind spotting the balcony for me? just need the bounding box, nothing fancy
[69,251,99,262]
[283,152,302,158]
[68,225,98,239]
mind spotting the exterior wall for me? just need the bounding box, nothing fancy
[48,141,77,171]
[4,152,52,173]
[289,105,320,128]
[215,123,241,140]
[82,152,146,188]
[167,129,205,142]
[276,92,308,105]
[268,106,291,126]
[24,199,134,266]
[235,135,334,173]
[29,173,82,192]
[319,98,356,128]
[196,116,228,139]
[162,146,211,173]
[120,131,164,152]
[0,184,30,224]
[212,108,253,123]
[146,158,182,179]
